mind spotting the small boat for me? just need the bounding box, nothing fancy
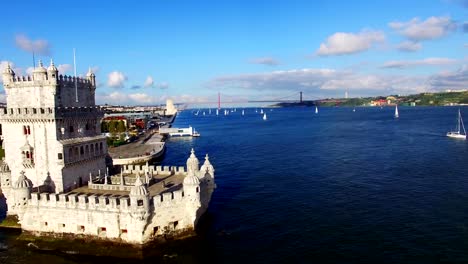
[394,105,399,118]
[192,130,201,137]
[315,106,318,114]
[447,109,466,139]
[242,109,245,116]
[353,108,356,112]
[263,113,267,120]
[260,109,264,114]
[216,109,219,116]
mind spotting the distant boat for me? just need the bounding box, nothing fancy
[255,109,258,113]
[447,109,466,139]
[242,109,245,116]
[216,109,219,116]
[315,106,318,114]
[263,113,267,120]
[203,111,205,116]
[394,105,399,118]
[260,109,264,114]
[353,108,356,112]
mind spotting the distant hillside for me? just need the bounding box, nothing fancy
[272,91,468,107]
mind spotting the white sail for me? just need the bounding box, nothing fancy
[447,109,466,139]
[242,110,244,116]
[263,113,267,120]
[394,105,399,118]
[216,109,219,116]
[315,106,318,114]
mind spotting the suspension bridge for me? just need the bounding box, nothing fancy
[178,92,322,109]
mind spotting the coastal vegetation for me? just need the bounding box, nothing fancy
[274,91,468,107]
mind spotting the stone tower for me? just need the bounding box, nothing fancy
[0,60,107,214]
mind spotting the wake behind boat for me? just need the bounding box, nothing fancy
[447,109,466,139]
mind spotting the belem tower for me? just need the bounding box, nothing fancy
[0,60,215,244]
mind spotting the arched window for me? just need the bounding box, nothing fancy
[91,144,94,154]
[80,146,84,155]
[27,126,31,135]
[69,125,74,133]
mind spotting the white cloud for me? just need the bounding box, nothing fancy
[156,82,169,89]
[208,66,468,97]
[428,65,468,90]
[107,71,127,88]
[15,34,51,55]
[389,16,456,41]
[381,57,458,69]
[316,30,385,56]
[26,67,35,75]
[57,64,72,74]
[249,57,280,66]
[396,41,422,52]
[143,76,154,88]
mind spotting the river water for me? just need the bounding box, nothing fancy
[2,106,468,263]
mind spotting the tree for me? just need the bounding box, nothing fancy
[116,120,126,133]
[101,121,109,133]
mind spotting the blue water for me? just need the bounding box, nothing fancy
[3,106,468,263]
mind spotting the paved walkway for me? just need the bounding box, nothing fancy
[108,133,164,159]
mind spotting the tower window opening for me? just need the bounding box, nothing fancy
[69,125,74,133]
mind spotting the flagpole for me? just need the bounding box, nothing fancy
[73,48,78,103]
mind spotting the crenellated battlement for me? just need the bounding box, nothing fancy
[29,188,187,212]
[121,164,186,175]
[6,75,92,87]
[0,106,103,120]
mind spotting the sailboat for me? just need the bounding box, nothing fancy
[315,106,318,114]
[394,105,399,118]
[260,109,264,114]
[216,109,219,116]
[447,109,466,139]
[353,107,356,112]
[242,109,245,116]
[263,113,267,120]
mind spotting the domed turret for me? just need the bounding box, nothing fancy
[186,148,199,175]
[47,59,58,80]
[130,175,148,196]
[86,67,96,87]
[183,173,200,186]
[33,60,47,81]
[200,153,215,177]
[2,62,15,84]
[0,160,10,172]
[13,171,31,189]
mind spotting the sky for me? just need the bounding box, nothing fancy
[0,0,467,107]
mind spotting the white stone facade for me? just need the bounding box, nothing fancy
[18,153,215,244]
[0,61,216,244]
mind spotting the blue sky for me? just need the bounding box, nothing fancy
[0,0,467,106]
